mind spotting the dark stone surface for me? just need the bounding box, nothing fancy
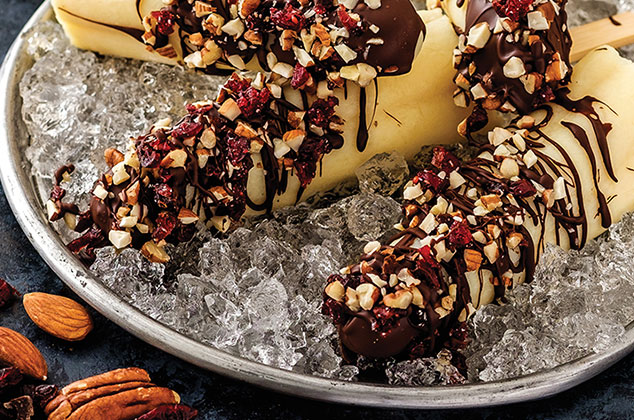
[0,1,633,418]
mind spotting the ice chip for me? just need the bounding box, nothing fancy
[346,193,401,241]
[355,151,410,196]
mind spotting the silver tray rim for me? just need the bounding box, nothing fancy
[1,1,633,409]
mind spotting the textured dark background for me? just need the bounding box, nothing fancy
[1,1,633,418]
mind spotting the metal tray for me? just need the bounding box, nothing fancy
[1,2,633,409]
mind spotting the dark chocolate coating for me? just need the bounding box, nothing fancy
[348,0,425,75]
[340,312,420,359]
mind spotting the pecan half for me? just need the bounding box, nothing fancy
[60,368,150,396]
[45,368,182,420]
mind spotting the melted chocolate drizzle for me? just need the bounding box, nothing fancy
[120,0,422,155]
[357,87,369,152]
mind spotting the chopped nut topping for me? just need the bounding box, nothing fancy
[325,280,345,301]
[464,249,483,272]
[356,283,380,310]
[503,57,526,79]
[383,290,413,309]
[467,22,491,49]
[109,230,132,249]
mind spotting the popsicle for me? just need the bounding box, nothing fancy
[321,46,634,361]
[46,8,473,263]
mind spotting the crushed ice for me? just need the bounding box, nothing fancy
[18,0,634,384]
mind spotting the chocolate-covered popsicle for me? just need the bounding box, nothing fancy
[322,46,634,362]
[52,0,425,77]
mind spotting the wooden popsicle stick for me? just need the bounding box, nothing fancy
[570,12,634,62]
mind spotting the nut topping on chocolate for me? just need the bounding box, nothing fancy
[141,0,425,87]
[449,0,572,133]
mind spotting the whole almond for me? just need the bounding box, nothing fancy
[0,327,47,380]
[23,293,93,342]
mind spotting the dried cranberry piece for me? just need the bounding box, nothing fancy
[151,9,177,35]
[415,169,448,193]
[153,184,178,209]
[0,367,23,393]
[135,404,198,420]
[491,0,533,21]
[270,4,305,31]
[137,133,174,168]
[153,212,178,241]
[371,306,406,331]
[31,384,58,409]
[294,160,317,188]
[185,103,214,115]
[447,220,472,247]
[337,5,359,31]
[322,298,347,325]
[172,121,202,139]
[245,11,274,32]
[416,246,442,289]
[509,178,537,197]
[236,86,271,118]
[137,147,162,168]
[150,131,175,152]
[294,138,330,188]
[306,96,338,129]
[465,106,488,134]
[223,75,251,94]
[313,0,335,14]
[417,245,439,269]
[227,136,251,166]
[67,228,105,263]
[290,64,311,89]
[431,147,460,173]
[0,279,18,310]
